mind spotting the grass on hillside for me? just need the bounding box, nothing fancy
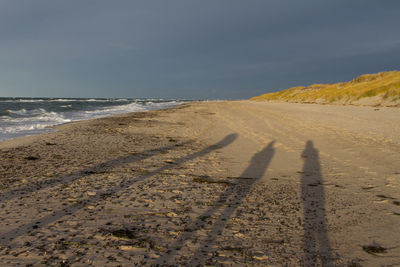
[251,71,400,105]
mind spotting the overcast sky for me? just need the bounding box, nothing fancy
[0,0,399,99]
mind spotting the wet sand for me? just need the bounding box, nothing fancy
[0,100,399,266]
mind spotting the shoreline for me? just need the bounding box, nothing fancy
[0,100,399,265]
[2,98,396,149]
[0,102,193,149]
[0,98,189,145]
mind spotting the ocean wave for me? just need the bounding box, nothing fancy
[7,108,48,116]
[87,98,107,102]
[3,112,71,123]
[2,124,53,134]
[9,98,114,103]
[84,102,146,115]
[1,112,71,137]
[50,98,113,102]
[50,99,79,102]
[15,99,45,103]
[0,99,184,141]
[144,100,182,108]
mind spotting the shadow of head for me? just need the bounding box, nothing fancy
[241,140,275,179]
[302,140,317,158]
[208,133,238,149]
[251,141,275,162]
[258,141,275,154]
[306,140,313,148]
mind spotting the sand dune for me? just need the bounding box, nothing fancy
[0,101,399,266]
[252,70,400,107]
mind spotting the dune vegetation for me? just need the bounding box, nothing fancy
[251,70,400,107]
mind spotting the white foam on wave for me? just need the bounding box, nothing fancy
[144,100,181,108]
[51,98,113,102]
[16,99,45,103]
[7,108,47,116]
[7,108,27,115]
[50,98,108,102]
[85,102,145,115]
[0,110,71,136]
[51,99,77,102]
[75,101,180,120]
[3,124,53,134]
[2,112,70,123]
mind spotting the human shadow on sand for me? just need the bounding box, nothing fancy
[301,140,334,266]
[0,134,238,246]
[0,142,191,203]
[155,141,275,265]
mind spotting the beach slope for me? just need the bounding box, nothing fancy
[0,101,399,266]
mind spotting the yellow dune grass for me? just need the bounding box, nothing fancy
[251,70,400,106]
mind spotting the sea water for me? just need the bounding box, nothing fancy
[0,97,186,141]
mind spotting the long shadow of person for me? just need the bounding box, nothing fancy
[156,141,275,265]
[0,134,238,246]
[301,141,334,266]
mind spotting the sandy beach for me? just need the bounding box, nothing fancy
[0,100,399,266]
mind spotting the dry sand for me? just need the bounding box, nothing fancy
[0,100,399,266]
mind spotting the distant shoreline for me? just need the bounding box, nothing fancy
[0,97,187,142]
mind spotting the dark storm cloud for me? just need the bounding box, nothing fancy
[0,0,399,98]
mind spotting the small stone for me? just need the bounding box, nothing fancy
[166,212,178,218]
[120,245,146,252]
[149,253,160,259]
[253,255,269,261]
[59,254,68,260]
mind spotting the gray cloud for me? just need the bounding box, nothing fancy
[0,0,399,99]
